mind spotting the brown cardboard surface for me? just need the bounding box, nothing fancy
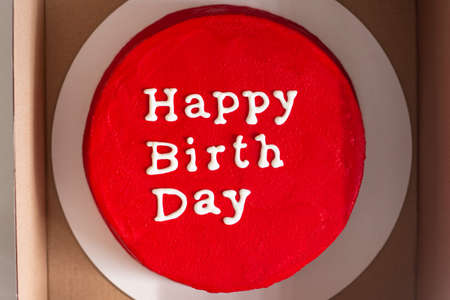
[417,1,450,299]
[45,1,417,299]
[14,0,47,299]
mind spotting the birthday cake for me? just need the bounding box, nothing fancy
[83,5,366,293]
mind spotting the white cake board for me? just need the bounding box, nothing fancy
[52,0,412,299]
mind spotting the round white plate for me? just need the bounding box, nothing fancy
[52,0,412,299]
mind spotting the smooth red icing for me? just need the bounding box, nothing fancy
[83,5,365,293]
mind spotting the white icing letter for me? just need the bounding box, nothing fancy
[206,145,225,171]
[146,141,178,175]
[213,91,239,124]
[232,135,249,168]
[273,90,298,125]
[254,134,284,168]
[185,137,197,172]
[222,189,251,225]
[144,88,178,122]
[185,94,211,119]
[242,91,270,125]
[152,188,187,222]
[194,190,221,215]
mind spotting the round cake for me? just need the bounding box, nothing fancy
[83,5,365,293]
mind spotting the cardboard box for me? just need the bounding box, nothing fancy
[12,0,445,298]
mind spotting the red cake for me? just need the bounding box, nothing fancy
[83,5,365,293]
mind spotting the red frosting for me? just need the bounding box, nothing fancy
[83,5,365,293]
